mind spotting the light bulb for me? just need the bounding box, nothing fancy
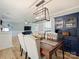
[25,22,28,24]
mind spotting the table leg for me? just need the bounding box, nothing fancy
[55,51,57,57]
[21,48,23,56]
[62,45,64,59]
[46,53,52,59]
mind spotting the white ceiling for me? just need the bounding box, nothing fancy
[0,0,79,23]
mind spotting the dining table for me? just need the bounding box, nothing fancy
[32,34,64,59]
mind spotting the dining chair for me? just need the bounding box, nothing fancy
[24,35,41,59]
[18,33,27,59]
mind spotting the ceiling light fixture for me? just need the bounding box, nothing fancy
[29,0,52,8]
[33,7,50,23]
[25,22,28,24]
[36,0,45,7]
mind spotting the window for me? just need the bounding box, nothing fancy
[44,21,51,31]
[2,28,9,32]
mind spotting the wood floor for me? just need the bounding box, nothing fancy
[0,36,79,59]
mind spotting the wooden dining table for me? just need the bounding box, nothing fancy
[40,40,64,59]
[32,34,64,59]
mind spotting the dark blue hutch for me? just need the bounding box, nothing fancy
[54,12,79,56]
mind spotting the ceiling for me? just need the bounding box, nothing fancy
[0,0,79,23]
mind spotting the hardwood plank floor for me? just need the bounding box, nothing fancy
[0,36,25,59]
[0,36,79,59]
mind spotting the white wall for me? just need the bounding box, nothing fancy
[12,22,24,36]
[0,32,13,50]
[53,5,79,17]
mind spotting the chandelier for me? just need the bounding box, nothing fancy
[33,7,50,23]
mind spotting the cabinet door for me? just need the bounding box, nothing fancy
[64,38,71,52]
[65,16,77,29]
[55,17,65,29]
